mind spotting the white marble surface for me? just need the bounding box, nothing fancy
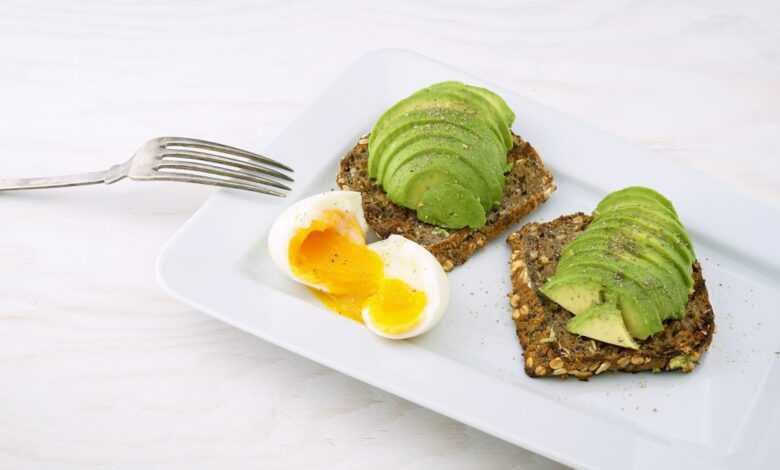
[1,1,778,469]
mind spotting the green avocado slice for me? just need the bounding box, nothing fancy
[374,120,506,184]
[375,125,469,182]
[566,302,640,350]
[370,86,475,136]
[416,182,486,229]
[427,82,514,150]
[387,133,503,201]
[595,193,677,219]
[543,264,663,340]
[459,83,516,129]
[369,107,507,181]
[556,253,673,324]
[562,231,690,299]
[383,152,493,212]
[378,134,504,207]
[558,239,687,320]
[588,213,695,265]
[595,203,693,251]
[367,89,478,177]
[576,224,694,295]
[384,153,485,211]
[596,186,676,215]
[369,104,477,179]
[540,276,603,315]
[562,231,689,298]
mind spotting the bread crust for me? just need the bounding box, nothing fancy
[507,213,715,380]
[337,133,556,271]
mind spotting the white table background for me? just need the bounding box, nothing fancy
[1,1,778,469]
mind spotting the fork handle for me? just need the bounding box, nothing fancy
[0,163,129,191]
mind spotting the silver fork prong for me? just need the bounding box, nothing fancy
[153,161,292,191]
[161,137,294,173]
[0,135,293,197]
[151,173,287,197]
[159,149,294,182]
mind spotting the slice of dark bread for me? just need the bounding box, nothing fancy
[337,132,555,271]
[507,213,715,380]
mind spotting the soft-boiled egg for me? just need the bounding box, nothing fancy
[362,235,449,339]
[267,191,449,338]
[268,190,370,293]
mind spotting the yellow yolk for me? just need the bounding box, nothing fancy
[365,278,427,334]
[288,209,427,333]
[309,289,367,322]
[289,210,381,296]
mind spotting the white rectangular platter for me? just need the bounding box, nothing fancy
[157,49,780,470]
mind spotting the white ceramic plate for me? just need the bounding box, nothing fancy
[157,50,780,470]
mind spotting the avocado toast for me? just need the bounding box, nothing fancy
[337,81,555,270]
[507,212,715,380]
[338,131,555,270]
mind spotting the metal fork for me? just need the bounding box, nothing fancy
[0,137,293,197]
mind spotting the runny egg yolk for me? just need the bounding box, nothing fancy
[288,209,426,332]
[365,278,427,334]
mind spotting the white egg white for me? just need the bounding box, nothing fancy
[267,190,368,291]
[362,235,450,339]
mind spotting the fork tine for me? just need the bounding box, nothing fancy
[160,149,293,182]
[154,161,292,191]
[162,137,294,173]
[151,172,287,197]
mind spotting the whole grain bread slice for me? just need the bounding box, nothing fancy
[337,132,555,271]
[507,213,715,380]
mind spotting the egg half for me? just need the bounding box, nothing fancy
[267,191,449,338]
[362,235,449,339]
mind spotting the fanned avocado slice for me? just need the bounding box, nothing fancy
[369,101,476,179]
[384,148,496,211]
[596,203,692,252]
[543,265,663,340]
[378,133,504,206]
[595,202,696,288]
[540,275,603,315]
[377,134,504,204]
[385,153,488,214]
[370,86,473,137]
[370,118,474,180]
[369,107,506,181]
[563,229,691,297]
[577,224,693,294]
[458,83,516,130]
[562,230,690,294]
[544,186,695,342]
[368,89,477,177]
[558,239,687,320]
[556,254,672,324]
[376,126,469,182]
[367,82,516,230]
[596,186,676,215]
[589,213,695,264]
[595,193,677,219]
[566,302,640,350]
[416,181,486,229]
[427,81,514,150]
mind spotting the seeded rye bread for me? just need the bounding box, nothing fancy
[337,132,555,271]
[507,213,715,380]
